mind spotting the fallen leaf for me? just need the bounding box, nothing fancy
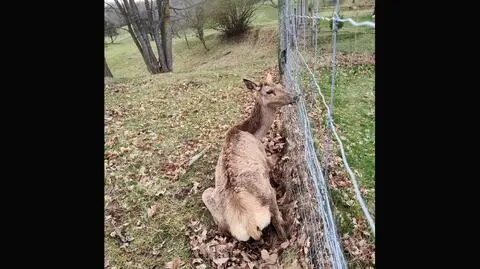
[165,257,182,269]
[190,181,200,195]
[155,188,167,196]
[192,258,203,265]
[260,249,269,261]
[139,166,146,175]
[147,205,156,218]
[213,257,229,266]
[280,241,290,249]
[266,253,278,264]
[241,252,251,262]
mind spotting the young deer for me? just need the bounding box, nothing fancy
[202,73,298,242]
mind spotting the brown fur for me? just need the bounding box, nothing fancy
[202,73,298,241]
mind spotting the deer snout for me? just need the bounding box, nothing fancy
[290,94,300,104]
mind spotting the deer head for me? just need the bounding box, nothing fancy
[243,73,298,109]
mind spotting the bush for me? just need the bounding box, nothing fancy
[208,0,261,37]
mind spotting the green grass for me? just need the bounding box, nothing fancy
[252,3,279,26]
[317,63,375,266]
[329,65,375,193]
[319,63,375,208]
[312,9,375,53]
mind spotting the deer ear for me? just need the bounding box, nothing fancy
[265,73,274,85]
[243,79,260,91]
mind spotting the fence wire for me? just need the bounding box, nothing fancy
[279,0,375,268]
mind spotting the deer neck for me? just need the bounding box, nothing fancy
[237,100,276,140]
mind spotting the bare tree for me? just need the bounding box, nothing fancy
[105,20,119,43]
[189,5,208,50]
[105,3,125,27]
[105,57,113,77]
[112,0,172,74]
[172,0,209,50]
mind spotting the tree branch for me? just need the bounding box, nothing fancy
[169,1,204,11]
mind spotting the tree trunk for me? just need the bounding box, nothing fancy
[146,0,168,72]
[128,0,161,74]
[115,0,151,72]
[183,31,190,49]
[114,0,145,62]
[105,57,113,77]
[160,0,173,71]
[197,27,208,51]
[115,0,163,74]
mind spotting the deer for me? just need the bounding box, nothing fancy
[202,73,298,242]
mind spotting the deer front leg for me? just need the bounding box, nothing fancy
[267,154,283,187]
[269,193,287,241]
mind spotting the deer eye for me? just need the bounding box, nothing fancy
[266,89,275,95]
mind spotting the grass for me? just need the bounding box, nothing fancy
[312,9,375,53]
[252,3,279,27]
[105,3,375,268]
[296,55,375,266]
[105,6,280,268]
[317,64,375,210]
[313,62,375,268]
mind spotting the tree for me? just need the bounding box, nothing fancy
[105,57,113,77]
[112,0,172,74]
[105,20,119,43]
[191,5,208,50]
[208,0,260,37]
[173,0,209,50]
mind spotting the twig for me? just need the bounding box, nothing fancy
[188,145,211,167]
[176,145,212,180]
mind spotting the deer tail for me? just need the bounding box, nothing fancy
[246,217,262,240]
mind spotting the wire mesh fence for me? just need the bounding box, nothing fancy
[279,0,375,267]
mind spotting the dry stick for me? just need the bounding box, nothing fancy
[187,145,211,167]
[177,145,212,180]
